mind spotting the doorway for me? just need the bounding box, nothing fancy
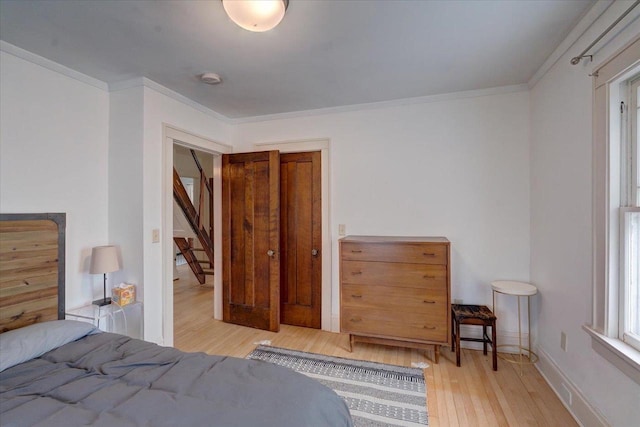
[172,144,216,338]
[162,125,232,347]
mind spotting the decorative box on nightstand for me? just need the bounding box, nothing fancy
[66,301,143,339]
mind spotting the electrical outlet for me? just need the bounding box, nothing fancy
[152,228,160,243]
[560,331,567,352]
[338,224,346,236]
[453,298,463,304]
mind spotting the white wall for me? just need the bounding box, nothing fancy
[109,87,144,301]
[107,82,234,344]
[0,46,234,344]
[236,90,532,335]
[140,86,233,344]
[530,2,640,425]
[0,51,110,309]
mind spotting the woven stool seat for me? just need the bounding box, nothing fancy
[452,304,497,321]
[451,304,497,371]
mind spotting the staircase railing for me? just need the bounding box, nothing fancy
[173,149,215,283]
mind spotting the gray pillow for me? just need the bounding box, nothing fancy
[0,320,99,372]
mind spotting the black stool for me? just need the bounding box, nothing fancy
[451,304,497,371]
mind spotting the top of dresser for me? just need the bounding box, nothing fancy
[340,235,449,243]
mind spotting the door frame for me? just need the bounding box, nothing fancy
[253,138,334,332]
[162,124,232,346]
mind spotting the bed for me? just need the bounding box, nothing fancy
[0,214,352,427]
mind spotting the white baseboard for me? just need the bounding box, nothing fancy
[331,315,340,333]
[535,347,609,427]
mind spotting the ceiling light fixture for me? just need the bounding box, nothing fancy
[221,0,289,32]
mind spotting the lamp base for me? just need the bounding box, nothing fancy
[93,297,111,307]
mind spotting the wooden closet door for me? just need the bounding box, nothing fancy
[280,151,321,328]
[222,151,280,332]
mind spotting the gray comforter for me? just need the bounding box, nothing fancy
[0,332,353,427]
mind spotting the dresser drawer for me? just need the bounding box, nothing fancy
[341,242,447,264]
[342,261,447,288]
[342,307,448,342]
[341,284,448,313]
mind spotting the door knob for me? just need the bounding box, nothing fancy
[311,249,319,256]
[267,249,275,257]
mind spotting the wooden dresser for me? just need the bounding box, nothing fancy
[339,236,451,363]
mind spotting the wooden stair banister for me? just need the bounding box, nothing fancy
[173,168,214,267]
[173,149,215,285]
[174,237,205,284]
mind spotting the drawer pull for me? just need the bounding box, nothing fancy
[351,294,363,299]
[350,317,362,323]
[351,271,363,275]
[423,253,436,257]
[423,325,436,330]
[423,275,435,279]
[423,300,436,304]
[351,250,363,253]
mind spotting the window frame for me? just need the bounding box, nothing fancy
[631,78,640,206]
[620,207,640,351]
[588,35,640,385]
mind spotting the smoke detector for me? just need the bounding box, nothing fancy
[200,73,222,85]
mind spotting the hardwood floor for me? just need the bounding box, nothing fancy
[173,265,576,427]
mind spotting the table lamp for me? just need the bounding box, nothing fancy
[90,245,121,306]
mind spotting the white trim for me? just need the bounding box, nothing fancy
[591,56,640,383]
[165,124,233,153]
[162,124,232,346]
[110,77,231,123]
[528,1,613,88]
[536,346,610,427]
[0,40,109,91]
[233,84,529,124]
[584,325,640,385]
[620,207,640,350]
[252,138,334,332]
[0,39,529,126]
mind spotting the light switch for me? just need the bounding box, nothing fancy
[338,224,346,236]
[152,228,160,243]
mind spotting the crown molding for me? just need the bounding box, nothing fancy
[231,84,529,124]
[528,0,621,89]
[0,40,109,91]
[2,40,529,126]
[109,77,232,124]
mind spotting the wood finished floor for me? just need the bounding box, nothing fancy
[173,265,576,427]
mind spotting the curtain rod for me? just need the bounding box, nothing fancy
[571,0,640,65]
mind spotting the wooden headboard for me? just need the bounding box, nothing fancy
[0,213,66,332]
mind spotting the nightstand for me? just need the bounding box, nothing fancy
[66,301,142,338]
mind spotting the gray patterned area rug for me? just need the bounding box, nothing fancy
[247,345,428,427]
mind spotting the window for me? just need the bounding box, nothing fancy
[588,37,640,384]
[621,77,640,351]
[621,208,640,349]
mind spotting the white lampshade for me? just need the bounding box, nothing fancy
[89,246,120,274]
[222,0,288,32]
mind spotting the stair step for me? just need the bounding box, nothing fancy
[203,269,214,275]
[191,248,205,252]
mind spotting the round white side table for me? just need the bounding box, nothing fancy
[491,280,538,375]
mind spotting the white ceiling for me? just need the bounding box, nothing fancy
[0,0,595,119]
